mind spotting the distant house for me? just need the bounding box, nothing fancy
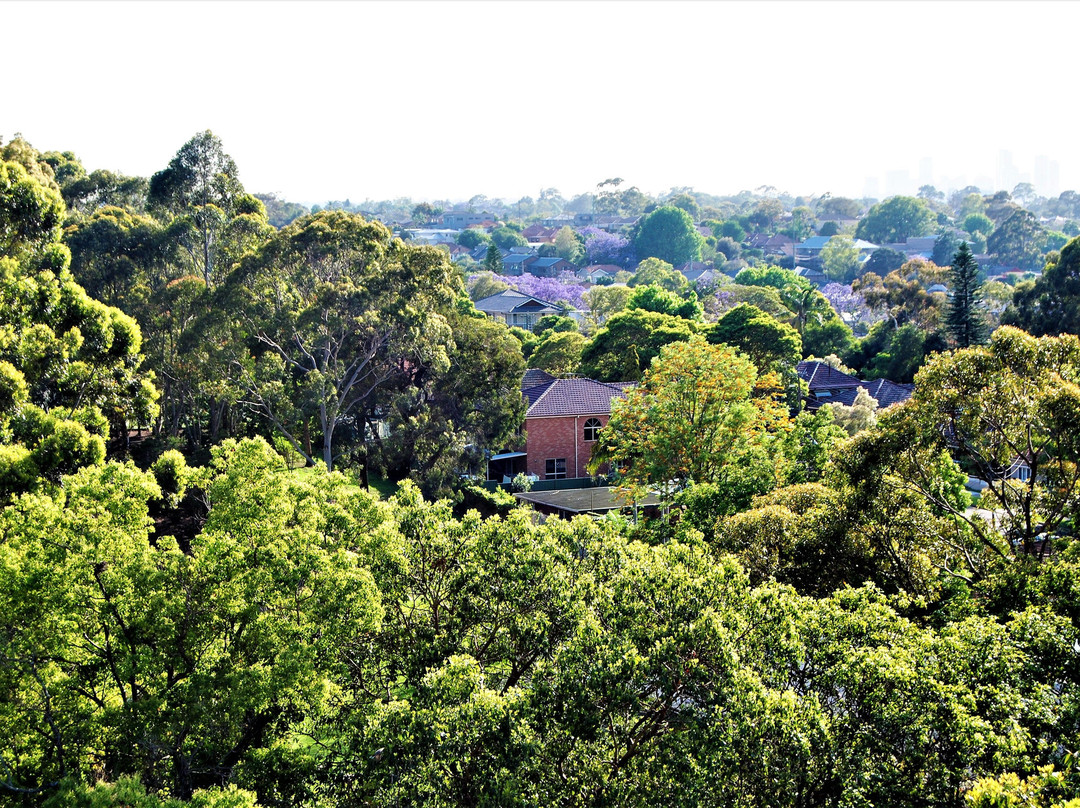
[501,253,538,276]
[794,236,879,268]
[527,257,576,277]
[793,265,828,285]
[471,245,508,264]
[442,210,493,229]
[569,213,639,231]
[473,289,563,331]
[796,360,913,410]
[746,233,772,251]
[409,228,459,245]
[578,264,621,283]
[763,234,795,259]
[522,375,630,480]
[445,244,474,264]
[522,224,560,243]
[677,262,717,284]
[885,236,937,259]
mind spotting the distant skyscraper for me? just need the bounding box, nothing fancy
[885,169,911,198]
[997,150,1019,193]
[919,157,934,188]
[1034,155,1060,197]
[863,176,880,201]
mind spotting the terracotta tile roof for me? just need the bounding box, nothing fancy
[525,377,628,418]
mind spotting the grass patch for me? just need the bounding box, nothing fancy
[367,474,400,500]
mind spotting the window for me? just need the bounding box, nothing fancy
[583,418,602,442]
[545,458,567,479]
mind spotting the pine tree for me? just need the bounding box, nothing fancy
[484,243,502,274]
[946,241,987,348]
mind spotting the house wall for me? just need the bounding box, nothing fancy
[525,414,610,480]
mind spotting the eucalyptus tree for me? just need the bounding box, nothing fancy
[226,210,460,470]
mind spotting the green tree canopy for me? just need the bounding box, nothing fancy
[456,227,490,249]
[584,283,633,327]
[626,284,702,320]
[631,205,704,266]
[963,212,995,237]
[528,329,586,376]
[819,236,863,282]
[0,160,65,262]
[369,306,526,496]
[863,247,907,277]
[1004,234,1080,335]
[987,209,1048,270]
[707,303,803,408]
[866,326,1080,569]
[0,164,158,493]
[147,131,264,286]
[225,210,459,470]
[855,196,936,244]
[489,225,527,250]
[591,337,789,501]
[629,256,687,290]
[0,439,385,799]
[579,308,695,382]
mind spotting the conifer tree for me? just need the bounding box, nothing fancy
[484,242,503,274]
[946,241,986,348]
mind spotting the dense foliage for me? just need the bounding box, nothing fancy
[5,131,1080,808]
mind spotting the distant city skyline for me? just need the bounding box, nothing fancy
[862,152,1062,204]
[6,1,1080,208]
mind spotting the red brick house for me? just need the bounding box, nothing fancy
[522,374,629,480]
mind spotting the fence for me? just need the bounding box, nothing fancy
[483,476,609,493]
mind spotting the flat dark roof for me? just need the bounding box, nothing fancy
[514,486,662,514]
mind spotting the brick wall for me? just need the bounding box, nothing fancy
[525,414,609,480]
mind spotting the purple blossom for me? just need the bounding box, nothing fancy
[821,283,867,317]
[508,273,588,310]
[580,226,633,267]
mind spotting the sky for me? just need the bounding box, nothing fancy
[5,0,1078,206]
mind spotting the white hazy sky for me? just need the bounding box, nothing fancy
[5,0,1077,205]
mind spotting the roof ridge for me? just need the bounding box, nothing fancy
[527,380,559,414]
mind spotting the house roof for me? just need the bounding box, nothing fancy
[502,253,536,265]
[861,378,915,408]
[797,360,914,410]
[471,245,507,261]
[475,289,561,315]
[530,257,570,269]
[514,486,662,514]
[521,368,555,390]
[525,377,628,418]
[522,225,558,239]
[797,236,879,251]
[797,360,863,390]
[794,266,827,281]
[582,264,621,274]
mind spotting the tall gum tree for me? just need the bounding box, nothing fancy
[226,210,459,470]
